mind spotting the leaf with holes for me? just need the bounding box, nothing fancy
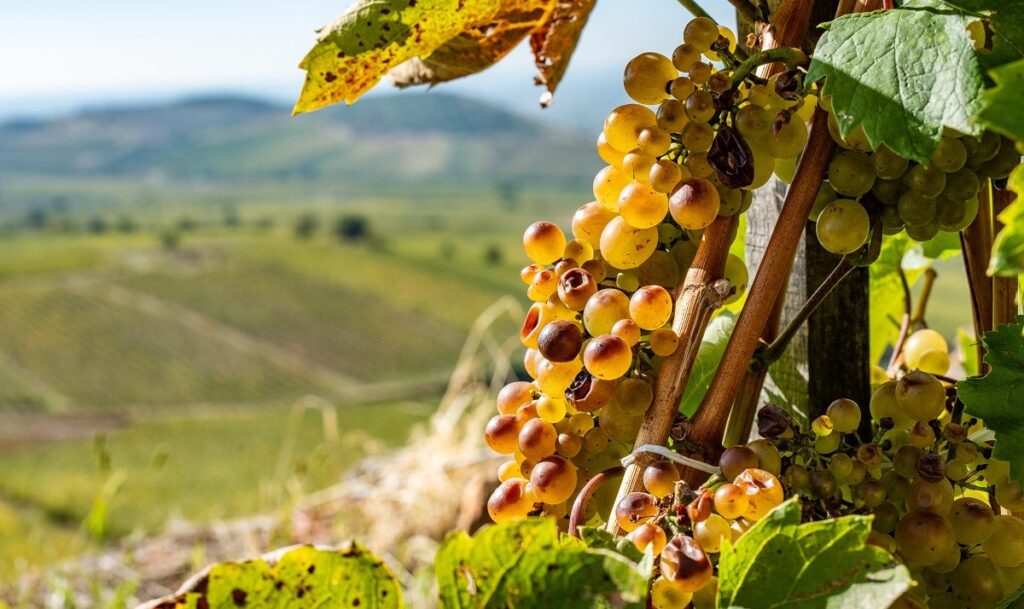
[806,0,986,163]
[142,544,402,609]
[958,316,1024,486]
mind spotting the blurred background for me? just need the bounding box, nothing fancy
[0,1,970,605]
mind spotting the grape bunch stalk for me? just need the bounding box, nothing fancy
[485,15,813,527]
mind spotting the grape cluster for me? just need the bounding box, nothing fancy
[812,105,1021,254]
[486,15,815,527]
[752,328,1024,609]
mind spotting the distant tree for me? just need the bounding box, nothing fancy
[86,216,109,234]
[160,229,180,251]
[497,180,520,212]
[484,243,503,266]
[334,214,370,242]
[222,205,241,228]
[116,216,138,233]
[440,240,457,260]
[177,216,198,232]
[294,212,320,240]
[26,206,48,230]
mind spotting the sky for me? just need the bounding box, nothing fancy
[0,1,735,122]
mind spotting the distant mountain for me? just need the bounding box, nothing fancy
[0,93,598,187]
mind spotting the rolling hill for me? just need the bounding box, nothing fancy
[0,92,597,188]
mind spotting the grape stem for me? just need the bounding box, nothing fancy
[569,467,623,538]
[676,0,763,25]
[729,47,810,89]
[910,268,937,326]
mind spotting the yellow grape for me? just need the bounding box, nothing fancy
[669,177,721,230]
[599,216,658,269]
[659,535,713,592]
[704,25,737,60]
[534,356,582,397]
[571,201,615,249]
[558,267,598,311]
[535,394,567,423]
[627,522,668,555]
[583,288,631,335]
[629,285,674,330]
[487,478,535,523]
[615,491,659,532]
[563,239,593,265]
[870,380,913,428]
[624,52,677,105]
[497,459,522,481]
[622,149,656,182]
[527,269,558,301]
[651,577,692,609]
[683,17,718,51]
[604,104,658,152]
[895,370,946,421]
[649,327,679,356]
[593,165,631,211]
[917,349,950,376]
[671,44,701,72]
[644,461,680,498]
[618,181,669,229]
[657,98,689,131]
[638,127,672,156]
[611,318,642,346]
[894,510,956,566]
[650,159,685,193]
[904,329,949,370]
[734,468,784,521]
[815,199,870,255]
[523,221,566,265]
[518,417,558,461]
[529,456,578,504]
[681,121,714,151]
[684,90,715,123]
[485,414,521,454]
[583,335,633,380]
[685,152,714,178]
[693,513,731,553]
[556,432,582,458]
[597,131,625,167]
[982,515,1024,567]
[713,483,749,519]
[746,439,781,476]
[497,381,534,415]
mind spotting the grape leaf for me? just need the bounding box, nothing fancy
[957,316,1024,485]
[945,0,1024,70]
[435,518,647,609]
[990,156,1024,277]
[530,0,597,105]
[295,0,502,114]
[806,0,986,163]
[390,0,555,88]
[141,544,402,609]
[980,58,1024,143]
[717,498,912,609]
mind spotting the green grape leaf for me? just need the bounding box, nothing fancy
[717,498,912,609]
[295,0,503,113]
[435,518,648,609]
[959,326,981,377]
[390,0,555,89]
[991,165,1024,276]
[980,58,1024,143]
[806,0,986,163]
[679,313,735,417]
[142,544,402,609]
[946,0,1024,70]
[957,316,1024,485]
[576,526,645,562]
[997,583,1024,608]
[530,0,597,104]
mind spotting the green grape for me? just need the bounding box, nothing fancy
[995,480,1024,511]
[893,444,924,479]
[809,469,837,498]
[735,104,771,146]
[950,556,1007,609]
[904,164,947,198]
[829,453,854,482]
[744,146,775,190]
[905,478,954,515]
[949,497,994,545]
[681,121,715,152]
[982,515,1024,567]
[930,545,962,575]
[826,398,862,433]
[811,414,834,436]
[880,206,905,234]
[963,130,1001,164]
[895,510,956,566]
[826,113,873,152]
[767,115,808,159]
[600,216,658,269]
[638,250,681,287]
[693,514,731,553]
[905,221,940,242]
[685,152,714,178]
[583,426,609,453]
[942,167,981,201]
[936,196,977,232]
[683,16,719,51]
[828,151,876,197]
[931,136,968,172]
[814,432,841,454]
[746,439,781,475]
[774,156,797,183]
[907,420,936,447]
[684,90,715,123]
[599,402,643,442]
[944,457,969,480]
[623,52,677,105]
[873,145,910,179]
[816,199,870,255]
[904,329,948,370]
[810,182,838,222]
[859,480,887,507]
[691,577,717,609]
[895,370,946,421]
[583,335,633,380]
[723,254,748,304]
[980,136,1021,179]
[716,180,747,217]
[897,191,938,228]
[872,178,904,206]
[671,239,698,271]
[872,501,900,533]
[615,271,640,292]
